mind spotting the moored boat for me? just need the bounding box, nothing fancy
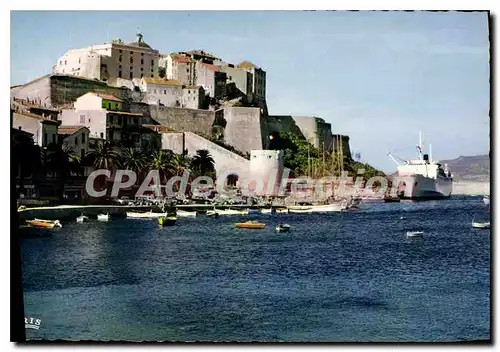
[235,221,265,229]
[76,214,89,223]
[126,211,167,219]
[176,210,197,217]
[275,224,290,232]
[276,208,289,214]
[215,209,249,216]
[97,213,109,221]
[27,219,62,228]
[158,216,177,226]
[288,203,345,213]
[260,208,273,214]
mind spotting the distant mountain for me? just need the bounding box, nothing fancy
[439,154,490,182]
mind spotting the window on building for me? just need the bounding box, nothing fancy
[75,136,78,145]
[81,149,85,159]
[141,53,144,56]
[109,131,114,140]
[78,58,81,64]
[118,71,122,78]
[164,90,166,94]
[119,56,122,62]
[130,72,133,79]
[108,102,112,110]
[81,133,85,143]
[52,134,56,144]
[119,65,122,69]
[141,74,143,78]
[130,57,133,64]
[118,116,122,125]
[119,49,122,53]
[100,132,104,138]
[79,114,86,123]
[151,74,154,77]
[64,60,67,65]
[151,60,154,66]
[141,59,144,65]
[187,68,189,73]
[154,89,156,94]
[141,67,143,71]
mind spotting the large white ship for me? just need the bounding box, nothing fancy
[388,133,453,200]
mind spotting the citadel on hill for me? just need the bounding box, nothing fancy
[11,32,351,198]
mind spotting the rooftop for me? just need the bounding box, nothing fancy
[143,77,182,86]
[58,125,89,135]
[13,112,61,125]
[237,60,259,70]
[203,63,222,72]
[85,92,123,102]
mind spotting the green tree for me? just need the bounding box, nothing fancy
[121,147,147,173]
[158,66,166,78]
[149,150,176,182]
[85,140,121,170]
[190,149,215,178]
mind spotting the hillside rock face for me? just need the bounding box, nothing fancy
[440,154,490,182]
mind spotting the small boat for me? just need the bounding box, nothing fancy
[176,210,197,217]
[384,196,401,203]
[483,195,490,206]
[260,208,273,214]
[275,224,291,232]
[76,214,89,223]
[126,211,167,219]
[276,208,289,214]
[472,221,490,229]
[406,231,424,237]
[215,209,249,216]
[97,213,109,221]
[288,203,345,213]
[235,221,265,230]
[206,210,219,218]
[247,209,260,214]
[27,219,62,228]
[158,216,177,226]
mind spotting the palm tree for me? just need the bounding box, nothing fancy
[84,140,121,197]
[171,154,192,176]
[122,147,147,173]
[190,149,215,178]
[85,140,121,170]
[149,150,175,182]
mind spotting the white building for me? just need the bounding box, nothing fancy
[53,33,160,82]
[182,86,205,109]
[138,77,183,107]
[12,112,60,147]
[58,125,91,176]
[237,61,266,107]
[161,52,227,99]
[248,150,284,196]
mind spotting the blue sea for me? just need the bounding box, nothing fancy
[19,196,490,342]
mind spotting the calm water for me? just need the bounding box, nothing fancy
[19,197,491,342]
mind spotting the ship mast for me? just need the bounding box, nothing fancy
[418,131,423,160]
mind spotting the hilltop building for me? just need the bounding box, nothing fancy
[53,32,160,82]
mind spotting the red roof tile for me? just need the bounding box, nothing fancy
[203,63,222,72]
[58,125,88,135]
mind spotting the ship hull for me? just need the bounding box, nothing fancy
[392,174,453,200]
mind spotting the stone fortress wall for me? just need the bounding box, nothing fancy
[11,74,351,159]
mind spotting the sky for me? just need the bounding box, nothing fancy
[10,11,490,173]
